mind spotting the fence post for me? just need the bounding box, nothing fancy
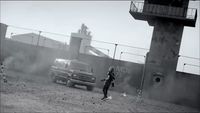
[36,31,42,47]
[113,44,118,59]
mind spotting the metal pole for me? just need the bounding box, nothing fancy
[36,31,42,47]
[110,44,118,72]
[107,50,110,56]
[31,36,33,45]
[113,44,118,59]
[43,38,46,47]
[139,52,149,98]
[119,52,123,60]
[10,33,13,39]
[182,63,186,72]
[95,47,110,56]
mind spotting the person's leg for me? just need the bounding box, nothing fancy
[105,86,108,98]
[102,81,111,100]
[104,82,111,98]
[103,86,107,98]
[102,85,106,99]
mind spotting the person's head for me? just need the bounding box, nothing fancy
[109,66,114,73]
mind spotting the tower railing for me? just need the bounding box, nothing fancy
[130,1,197,20]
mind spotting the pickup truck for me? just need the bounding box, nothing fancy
[49,59,96,91]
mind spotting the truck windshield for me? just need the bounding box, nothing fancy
[69,62,91,72]
[54,61,66,68]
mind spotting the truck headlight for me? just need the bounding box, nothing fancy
[91,77,95,80]
[73,74,77,77]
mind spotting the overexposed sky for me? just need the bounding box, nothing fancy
[0,1,199,74]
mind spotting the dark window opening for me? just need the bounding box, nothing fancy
[155,77,161,83]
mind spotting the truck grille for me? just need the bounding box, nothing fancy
[73,74,95,83]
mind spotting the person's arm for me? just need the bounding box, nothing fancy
[101,75,110,81]
[105,75,110,80]
[111,72,115,80]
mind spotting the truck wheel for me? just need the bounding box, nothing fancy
[66,80,74,87]
[52,77,57,83]
[87,86,94,91]
[49,72,56,83]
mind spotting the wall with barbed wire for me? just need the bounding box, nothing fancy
[3,24,199,75]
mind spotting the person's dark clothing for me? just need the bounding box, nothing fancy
[102,71,115,99]
[106,71,115,82]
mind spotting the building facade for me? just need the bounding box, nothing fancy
[11,33,68,50]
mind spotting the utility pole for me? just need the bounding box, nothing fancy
[111,44,118,73]
[113,44,118,59]
[10,33,13,39]
[36,31,42,47]
[119,52,123,60]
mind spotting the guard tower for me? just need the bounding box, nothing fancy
[129,0,197,103]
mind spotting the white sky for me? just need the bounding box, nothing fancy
[0,1,199,74]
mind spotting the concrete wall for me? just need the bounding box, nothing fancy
[172,72,200,109]
[3,39,144,95]
[3,39,69,74]
[143,70,200,109]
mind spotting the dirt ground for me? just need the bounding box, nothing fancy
[0,70,199,113]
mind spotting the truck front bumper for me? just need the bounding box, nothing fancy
[69,79,96,86]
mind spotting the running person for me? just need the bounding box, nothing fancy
[101,66,115,100]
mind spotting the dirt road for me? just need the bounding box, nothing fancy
[0,70,199,112]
